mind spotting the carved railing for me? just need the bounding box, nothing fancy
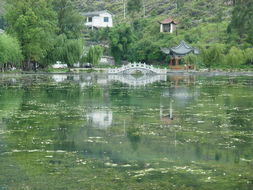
[108,63,167,75]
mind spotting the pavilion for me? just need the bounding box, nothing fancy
[159,17,177,33]
[161,40,199,66]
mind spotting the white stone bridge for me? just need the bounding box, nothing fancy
[108,63,167,75]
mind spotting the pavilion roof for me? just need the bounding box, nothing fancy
[161,40,199,56]
[159,17,178,25]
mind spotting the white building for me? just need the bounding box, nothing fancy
[83,10,113,29]
[0,29,4,34]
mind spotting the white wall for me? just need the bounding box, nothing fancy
[85,12,113,28]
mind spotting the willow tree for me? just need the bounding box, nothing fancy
[84,45,104,65]
[225,47,245,67]
[44,34,83,68]
[0,34,23,71]
[49,0,84,67]
[244,48,253,65]
[200,44,225,69]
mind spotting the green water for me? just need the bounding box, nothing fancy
[0,74,252,190]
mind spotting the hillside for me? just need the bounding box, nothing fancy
[81,0,238,66]
[80,0,235,48]
[78,0,233,25]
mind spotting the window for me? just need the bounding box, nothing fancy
[104,17,109,23]
[88,17,92,22]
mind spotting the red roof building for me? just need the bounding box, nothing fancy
[159,17,177,33]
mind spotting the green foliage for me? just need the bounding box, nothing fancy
[127,0,142,16]
[229,0,253,44]
[177,0,185,9]
[200,44,225,68]
[225,46,245,67]
[128,39,163,63]
[0,33,23,70]
[109,24,134,63]
[84,45,104,65]
[244,48,253,65]
[46,34,83,67]
[5,0,57,70]
[0,15,4,29]
[183,53,199,67]
[53,0,84,39]
[4,0,84,70]
[90,27,110,42]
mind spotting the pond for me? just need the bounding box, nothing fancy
[0,73,252,190]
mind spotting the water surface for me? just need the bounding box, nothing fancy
[0,73,252,190]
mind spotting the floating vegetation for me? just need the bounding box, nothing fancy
[0,74,252,190]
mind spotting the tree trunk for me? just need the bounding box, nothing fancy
[23,59,32,71]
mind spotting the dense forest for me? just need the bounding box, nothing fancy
[0,0,253,71]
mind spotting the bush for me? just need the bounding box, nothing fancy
[183,53,199,68]
[244,48,253,65]
[128,39,163,63]
[225,46,245,68]
[109,24,134,63]
[83,45,104,65]
[200,44,225,69]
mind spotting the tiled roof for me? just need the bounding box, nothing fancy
[159,17,178,24]
[82,10,113,17]
[161,41,199,56]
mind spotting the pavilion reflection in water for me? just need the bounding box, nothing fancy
[160,75,198,125]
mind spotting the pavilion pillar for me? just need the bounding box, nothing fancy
[170,57,173,65]
[175,57,179,65]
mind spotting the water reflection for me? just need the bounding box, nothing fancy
[52,74,68,82]
[87,110,113,129]
[0,74,252,190]
[108,74,167,87]
[160,100,175,124]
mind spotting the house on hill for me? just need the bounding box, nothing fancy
[159,17,177,33]
[83,10,113,30]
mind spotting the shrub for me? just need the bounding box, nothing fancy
[244,48,253,65]
[83,45,104,65]
[225,46,245,68]
[200,44,225,69]
[183,53,199,68]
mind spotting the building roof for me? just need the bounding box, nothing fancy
[159,17,178,24]
[82,10,113,17]
[161,40,199,56]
